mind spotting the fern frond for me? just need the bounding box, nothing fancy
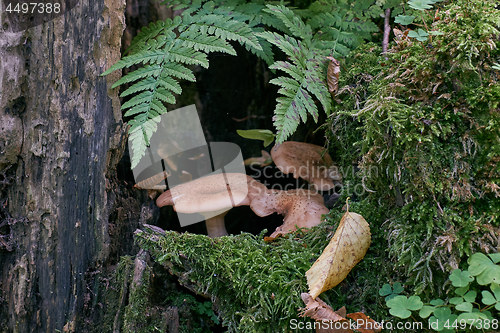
[177,33,236,55]
[270,61,303,82]
[112,65,162,89]
[263,5,312,39]
[102,50,166,75]
[126,18,180,55]
[257,31,303,63]
[272,84,318,142]
[166,45,209,68]
[120,76,157,97]
[128,116,160,168]
[257,4,332,143]
[188,15,262,52]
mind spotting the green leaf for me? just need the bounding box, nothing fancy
[408,0,435,10]
[488,253,500,264]
[463,290,476,303]
[429,307,458,332]
[379,284,393,296]
[263,5,312,39]
[455,286,469,296]
[430,299,445,306]
[481,284,500,310]
[449,269,473,287]
[449,297,463,305]
[236,129,276,147]
[380,282,404,301]
[456,312,490,326]
[389,306,411,319]
[481,291,496,305]
[407,296,424,310]
[491,283,500,298]
[392,282,404,294]
[428,30,443,36]
[387,295,423,319]
[468,253,500,285]
[419,305,435,318]
[455,302,472,312]
[394,15,415,25]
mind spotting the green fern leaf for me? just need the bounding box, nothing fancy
[263,5,312,39]
[157,74,182,95]
[257,31,302,63]
[270,61,303,82]
[120,76,157,97]
[126,18,180,55]
[187,9,263,52]
[167,45,209,68]
[128,117,160,168]
[178,33,236,55]
[124,103,153,118]
[121,91,154,110]
[272,85,319,143]
[155,88,176,104]
[162,62,196,82]
[112,65,162,89]
[102,50,166,75]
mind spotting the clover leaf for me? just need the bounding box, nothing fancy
[429,307,458,332]
[387,295,423,319]
[449,269,473,287]
[430,299,445,306]
[379,282,404,301]
[481,283,500,311]
[488,253,500,264]
[455,286,469,296]
[463,290,476,303]
[408,28,429,42]
[408,0,436,10]
[379,283,392,296]
[419,305,435,318]
[457,310,492,328]
[455,301,472,312]
[395,15,415,25]
[468,253,500,285]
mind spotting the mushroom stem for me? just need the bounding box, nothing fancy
[205,212,228,238]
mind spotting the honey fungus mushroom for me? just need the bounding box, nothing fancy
[249,188,329,238]
[271,141,341,191]
[155,172,328,239]
[156,173,267,237]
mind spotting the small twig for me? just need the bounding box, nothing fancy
[382,8,391,55]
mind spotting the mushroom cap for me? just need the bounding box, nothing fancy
[249,188,329,238]
[271,142,341,191]
[156,173,266,214]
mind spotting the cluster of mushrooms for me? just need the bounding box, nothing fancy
[154,142,342,238]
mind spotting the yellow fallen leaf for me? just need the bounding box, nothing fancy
[306,207,371,299]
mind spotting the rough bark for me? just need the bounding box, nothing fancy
[0,0,126,331]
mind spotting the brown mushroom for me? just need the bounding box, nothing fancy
[249,188,329,238]
[271,142,341,191]
[156,173,267,237]
[155,172,328,239]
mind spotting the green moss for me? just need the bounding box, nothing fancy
[326,0,499,296]
[135,204,395,333]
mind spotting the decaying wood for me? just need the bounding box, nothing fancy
[0,0,126,331]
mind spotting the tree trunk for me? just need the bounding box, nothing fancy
[0,0,126,331]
